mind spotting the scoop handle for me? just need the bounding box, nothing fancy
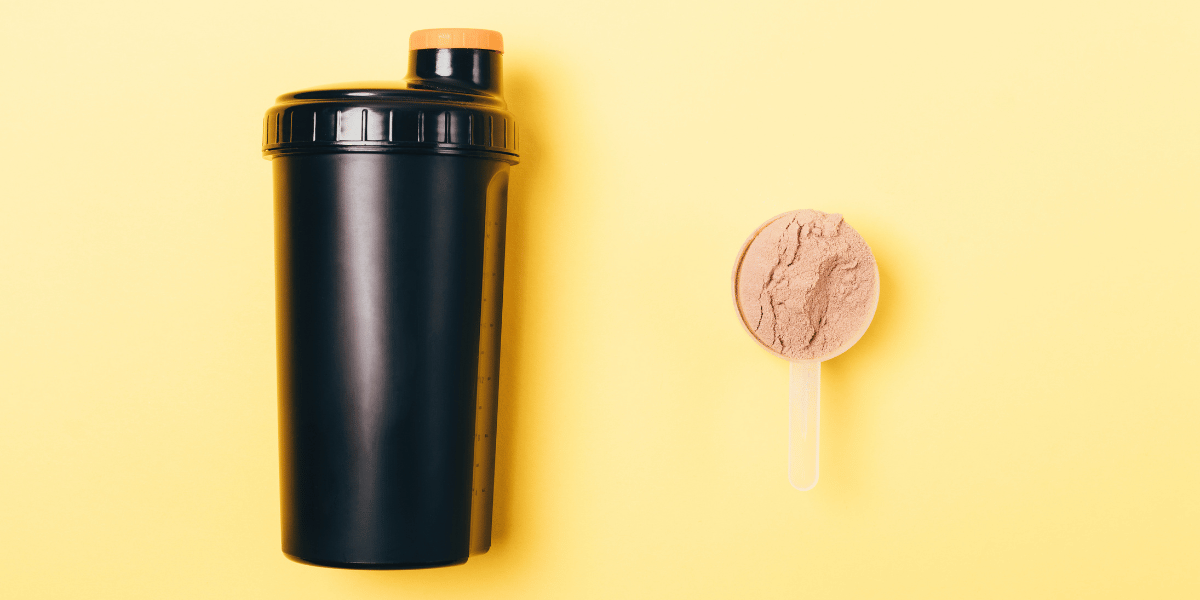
[789,361,821,490]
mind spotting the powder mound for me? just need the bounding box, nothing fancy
[734,210,877,361]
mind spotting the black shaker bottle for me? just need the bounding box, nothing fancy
[261,28,518,569]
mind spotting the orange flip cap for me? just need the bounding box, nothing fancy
[409,28,504,53]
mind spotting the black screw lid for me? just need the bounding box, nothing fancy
[262,46,518,164]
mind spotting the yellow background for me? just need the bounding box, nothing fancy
[2,1,1198,598]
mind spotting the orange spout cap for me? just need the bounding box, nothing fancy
[409,28,504,53]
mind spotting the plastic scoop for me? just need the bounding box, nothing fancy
[732,210,879,490]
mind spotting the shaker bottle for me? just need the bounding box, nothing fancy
[261,28,518,569]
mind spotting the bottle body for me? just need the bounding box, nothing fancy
[273,152,509,568]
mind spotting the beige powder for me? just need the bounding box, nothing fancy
[734,210,878,361]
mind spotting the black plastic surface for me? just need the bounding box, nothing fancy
[265,47,516,569]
